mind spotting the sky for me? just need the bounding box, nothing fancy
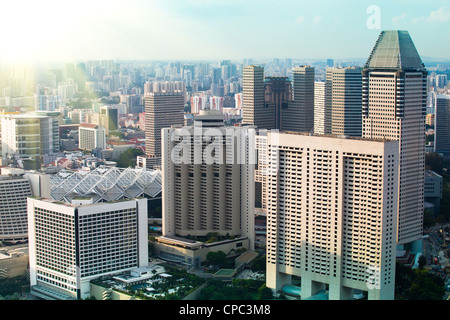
[0,0,448,64]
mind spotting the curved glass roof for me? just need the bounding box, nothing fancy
[50,165,161,203]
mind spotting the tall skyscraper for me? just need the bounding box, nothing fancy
[27,197,148,300]
[242,65,314,132]
[242,65,268,129]
[435,94,450,155]
[145,92,184,159]
[284,66,315,132]
[362,30,427,245]
[264,131,399,300]
[161,114,255,250]
[326,67,363,137]
[314,81,326,134]
[264,77,292,129]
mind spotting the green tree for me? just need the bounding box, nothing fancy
[425,152,444,175]
[117,148,144,168]
[418,255,427,269]
[406,268,445,300]
[257,284,273,300]
[206,251,228,268]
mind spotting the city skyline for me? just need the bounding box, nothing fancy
[0,1,449,65]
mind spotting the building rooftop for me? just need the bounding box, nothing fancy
[278,130,394,142]
[364,30,425,71]
[79,122,100,129]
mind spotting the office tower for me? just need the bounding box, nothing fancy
[326,67,363,137]
[100,105,119,135]
[435,94,450,155]
[161,114,255,249]
[327,59,334,67]
[27,197,148,300]
[362,30,427,245]
[78,123,106,151]
[436,74,447,88]
[242,65,268,128]
[0,113,59,159]
[284,66,315,132]
[243,65,314,132]
[145,92,184,159]
[424,170,443,216]
[314,81,326,134]
[0,168,32,242]
[264,131,399,300]
[264,77,292,129]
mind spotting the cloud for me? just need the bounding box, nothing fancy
[412,6,450,24]
[428,6,450,22]
[295,15,305,24]
[313,15,322,25]
[392,13,407,24]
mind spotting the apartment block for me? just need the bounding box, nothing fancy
[78,123,106,151]
[264,131,399,300]
[161,120,255,250]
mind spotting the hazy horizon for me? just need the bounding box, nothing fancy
[0,0,449,65]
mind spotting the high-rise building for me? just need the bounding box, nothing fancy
[314,81,326,134]
[161,115,255,249]
[435,94,450,155]
[362,30,427,245]
[78,123,106,151]
[264,131,399,300]
[144,92,184,159]
[100,105,119,135]
[0,168,33,242]
[27,197,148,300]
[284,66,315,132]
[264,77,292,130]
[0,113,59,160]
[436,74,448,89]
[242,65,268,128]
[326,67,363,137]
[242,65,314,132]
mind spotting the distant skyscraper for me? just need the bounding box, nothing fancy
[326,67,363,137]
[242,65,314,132]
[436,74,448,88]
[314,81,326,134]
[242,65,268,129]
[264,131,399,300]
[284,66,315,132]
[145,92,184,158]
[435,94,450,155]
[100,105,119,135]
[362,30,427,245]
[264,77,292,129]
